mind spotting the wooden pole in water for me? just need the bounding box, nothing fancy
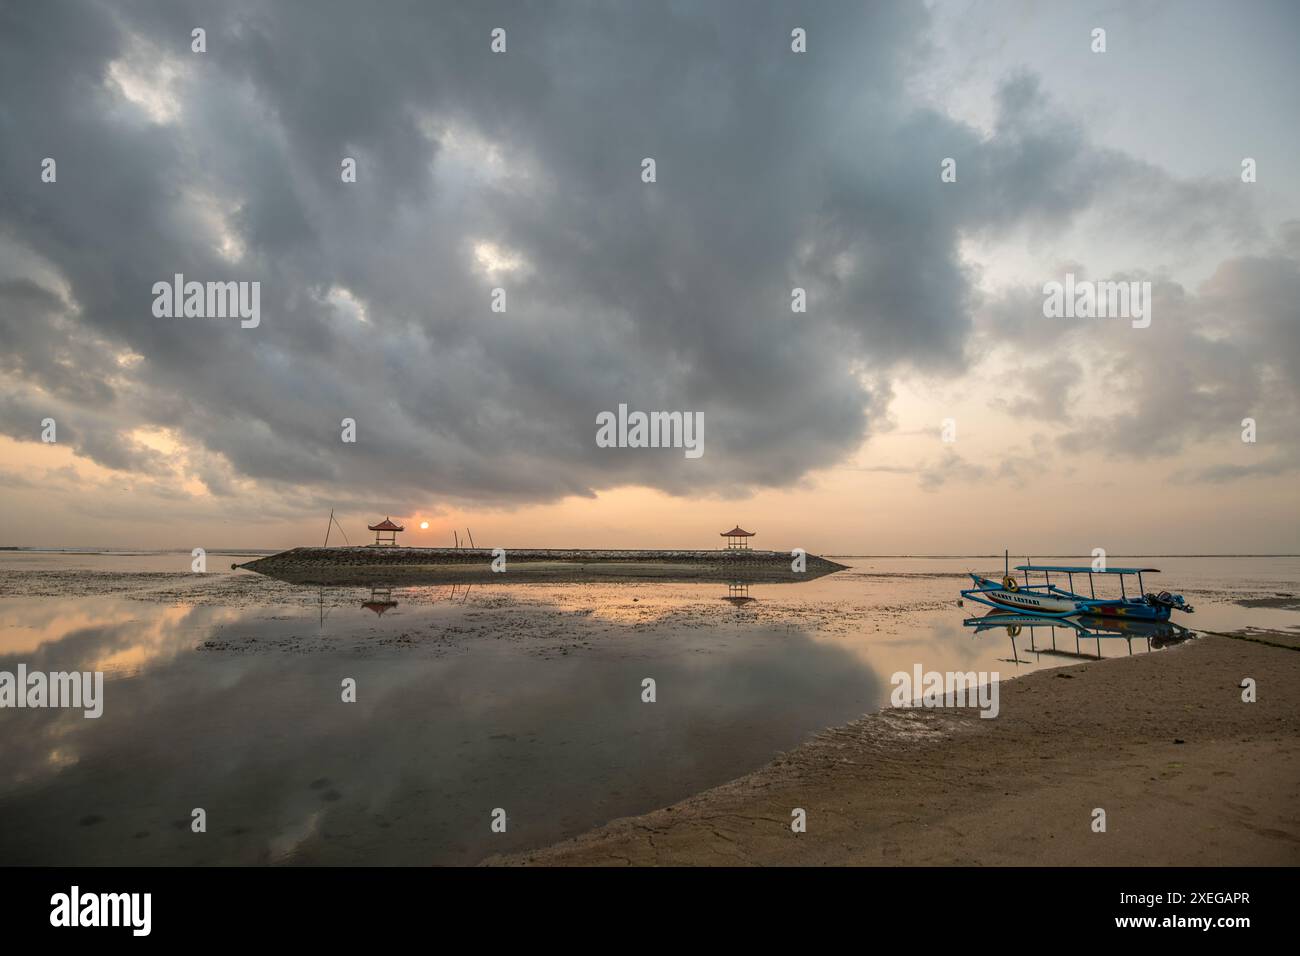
[324,509,334,547]
[467,528,476,549]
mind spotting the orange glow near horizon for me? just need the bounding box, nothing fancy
[0,409,1296,555]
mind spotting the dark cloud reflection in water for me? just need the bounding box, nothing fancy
[0,591,880,865]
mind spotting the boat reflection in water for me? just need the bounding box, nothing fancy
[963,610,1195,666]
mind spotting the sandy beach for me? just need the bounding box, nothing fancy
[488,631,1300,866]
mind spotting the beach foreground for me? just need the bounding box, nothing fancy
[488,633,1300,866]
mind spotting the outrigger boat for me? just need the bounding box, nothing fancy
[961,552,1194,621]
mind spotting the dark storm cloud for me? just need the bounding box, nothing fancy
[0,279,118,407]
[0,1,1258,508]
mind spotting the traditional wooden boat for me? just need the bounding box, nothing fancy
[961,554,1194,621]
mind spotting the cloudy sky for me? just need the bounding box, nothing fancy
[1,0,1297,553]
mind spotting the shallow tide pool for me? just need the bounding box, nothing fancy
[1,552,1295,864]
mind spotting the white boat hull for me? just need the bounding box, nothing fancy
[971,576,1080,614]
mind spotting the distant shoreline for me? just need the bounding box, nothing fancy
[0,547,278,555]
[826,554,1300,559]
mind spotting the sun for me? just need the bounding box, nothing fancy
[419,521,429,530]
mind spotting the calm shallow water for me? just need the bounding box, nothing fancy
[0,552,1296,864]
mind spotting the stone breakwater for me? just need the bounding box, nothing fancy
[235,547,848,585]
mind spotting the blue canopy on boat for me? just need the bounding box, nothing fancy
[1014,564,1160,574]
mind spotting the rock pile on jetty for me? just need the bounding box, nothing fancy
[236,547,847,585]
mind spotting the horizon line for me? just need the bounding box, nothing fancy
[3,546,1298,559]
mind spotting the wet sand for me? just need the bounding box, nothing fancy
[488,633,1300,866]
